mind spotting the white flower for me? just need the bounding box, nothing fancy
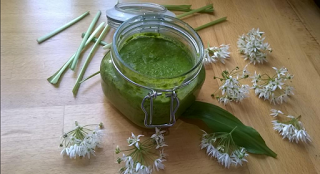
[271,120,284,132]
[251,67,294,104]
[121,154,134,172]
[135,163,141,172]
[285,86,294,95]
[60,122,104,159]
[127,133,144,149]
[117,131,167,173]
[154,158,166,171]
[86,129,103,148]
[294,129,311,143]
[231,147,248,166]
[280,124,296,142]
[60,148,67,156]
[151,127,165,141]
[270,109,283,117]
[204,44,230,64]
[200,130,219,158]
[271,78,284,90]
[159,149,167,160]
[213,67,250,105]
[251,71,260,85]
[151,127,167,149]
[65,144,78,159]
[200,130,248,168]
[139,165,152,174]
[273,67,288,78]
[218,153,232,168]
[218,77,249,105]
[237,28,272,64]
[239,64,250,79]
[272,116,311,143]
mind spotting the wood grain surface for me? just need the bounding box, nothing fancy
[1,0,320,173]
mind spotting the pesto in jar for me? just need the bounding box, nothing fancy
[119,35,194,78]
[100,34,205,128]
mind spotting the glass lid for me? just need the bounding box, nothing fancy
[106,2,176,29]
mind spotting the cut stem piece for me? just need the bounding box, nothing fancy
[163,5,191,11]
[37,11,90,44]
[81,33,108,46]
[163,4,214,13]
[194,17,227,31]
[176,4,213,19]
[47,55,74,84]
[86,22,105,45]
[47,22,105,85]
[70,11,101,70]
[72,25,111,96]
[103,43,112,50]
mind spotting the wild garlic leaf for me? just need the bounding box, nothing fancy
[181,101,277,158]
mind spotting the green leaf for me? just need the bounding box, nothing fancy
[181,101,277,158]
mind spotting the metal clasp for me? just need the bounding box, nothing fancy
[141,90,180,128]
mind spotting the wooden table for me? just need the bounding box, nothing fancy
[1,0,320,173]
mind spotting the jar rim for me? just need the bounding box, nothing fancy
[111,14,204,90]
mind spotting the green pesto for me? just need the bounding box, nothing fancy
[119,36,194,78]
[100,34,205,128]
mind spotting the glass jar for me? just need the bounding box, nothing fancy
[100,14,205,128]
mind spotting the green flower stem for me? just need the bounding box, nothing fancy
[79,71,100,84]
[47,22,106,85]
[194,17,227,31]
[37,11,90,44]
[81,33,108,46]
[72,25,111,96]
[176,4,213,19]
[71,11,101,70]
[286,115,302,129]
[164,4,214,13]
[229,126,238,135]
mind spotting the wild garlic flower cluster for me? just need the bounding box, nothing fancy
[200,128,248,168]
[116,127,167,174]
[237,28,272,64]
[271,109,311,143]
[60,121,104,159]
[203,44,230,64]
[212,66,250,105]
[251,67,294,104]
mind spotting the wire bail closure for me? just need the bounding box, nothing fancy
[141,90,179,128]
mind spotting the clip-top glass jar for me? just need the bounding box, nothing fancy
[100,14,205,128]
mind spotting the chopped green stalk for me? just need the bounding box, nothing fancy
[103,43,112,50]
[163,4,191,11]
[183,7,214,13]
[81,33,107,46]
[47,55,74,84]
[47,23,105,85]
[86,22,105,45]
[79,71,100,84]
[72,25,111,96]
[71,11,101,70]
[194,17,227,31]
[37,11,90,44]
[163,4,214,13]
[176,4,213,19]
